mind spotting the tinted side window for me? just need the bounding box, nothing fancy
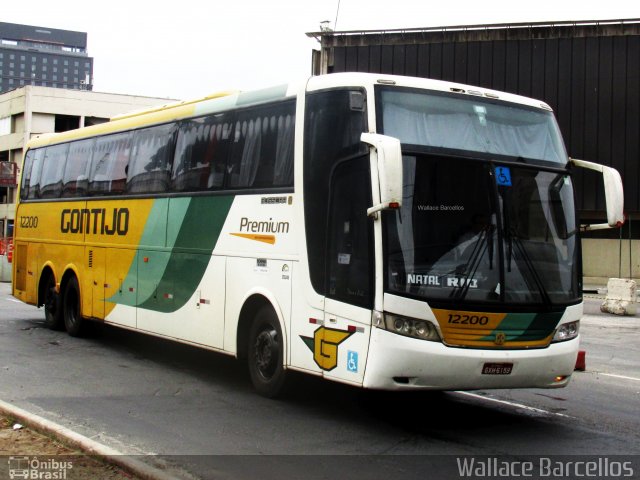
[39,143,69,198]
[227,101,295,189]
[89,132,132,195]
[63,138,94,197]
[172,114,231,192]
[20,149,36,200]
[303,89,367,294]
[127,123,176,194]
[26,149,45,200]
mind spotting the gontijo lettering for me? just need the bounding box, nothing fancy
[61,208,129,235]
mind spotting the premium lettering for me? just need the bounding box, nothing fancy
[239,217,289,234]
[61,208,129,236]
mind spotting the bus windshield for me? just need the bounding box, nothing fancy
[378,87,568,165]
[379,88,579,307]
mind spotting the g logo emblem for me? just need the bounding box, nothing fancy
[300,327,354,371]
[494,332,506,346]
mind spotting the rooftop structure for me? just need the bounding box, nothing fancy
[0,22,93,93]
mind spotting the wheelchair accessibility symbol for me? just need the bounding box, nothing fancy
[347,351,359,373]
[495,166,512,186]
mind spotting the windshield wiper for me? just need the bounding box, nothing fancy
[509,234,552,306]
[449,225,494,301]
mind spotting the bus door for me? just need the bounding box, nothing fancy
[321,157,374,385]
[84,246,105,319]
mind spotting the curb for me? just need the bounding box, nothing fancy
[0,399,178,480]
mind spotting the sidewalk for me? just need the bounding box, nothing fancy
[0,400,177,480]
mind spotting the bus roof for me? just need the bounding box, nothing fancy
[25,83,296,150]
[25,73,552,150]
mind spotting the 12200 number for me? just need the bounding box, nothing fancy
[448,314,489,325]
[20,216,39,228]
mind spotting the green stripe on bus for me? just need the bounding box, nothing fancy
[111,195,234,312]
[137,195,234,313]
[479,311,563,343]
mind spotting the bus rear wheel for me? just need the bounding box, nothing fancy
[63,276,85,337]
[248,306,286,398]
[43,274,63,330]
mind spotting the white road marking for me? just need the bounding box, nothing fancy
[455,391,573,418]
[598,372,640,383]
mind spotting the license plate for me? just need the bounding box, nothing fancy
[482,362,513,375]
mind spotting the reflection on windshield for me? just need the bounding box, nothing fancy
[379,88,568,165]
[384,156,579,306]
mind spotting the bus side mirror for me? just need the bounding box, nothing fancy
[570,158,625,231]
[361,133,403,217]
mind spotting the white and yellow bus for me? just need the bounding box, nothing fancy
[12,73,624,397]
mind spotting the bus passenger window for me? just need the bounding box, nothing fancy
[172,114,230,192]
[227,101,295,189]
[89,132,132,195]
[127,123,176,194]
[20,149,40,200]
[39,143,69,198]
[62,138,94,197]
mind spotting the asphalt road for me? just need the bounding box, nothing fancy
[1,282,638,479]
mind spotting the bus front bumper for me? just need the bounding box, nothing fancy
[363,327,579,390]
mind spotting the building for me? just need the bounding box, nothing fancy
[308,19,640,282]
[0,22,93,93]
[0,86,176,239]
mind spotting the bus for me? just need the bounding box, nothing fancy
[12,73,624,397]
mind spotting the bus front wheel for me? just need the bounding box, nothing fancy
[247,306,286,398]
[63,276,85,337]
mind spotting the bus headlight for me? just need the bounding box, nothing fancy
[381,313,441,342]
[552,320,580,342]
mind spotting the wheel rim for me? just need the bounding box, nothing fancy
[253,327,279,380]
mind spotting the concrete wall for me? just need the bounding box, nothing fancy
[582,238,640,284]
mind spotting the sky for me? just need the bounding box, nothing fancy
[3,0,639,100]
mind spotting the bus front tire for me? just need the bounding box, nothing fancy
[43,275,63,330]
[63,276,85,337]
[248,306,287,398]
